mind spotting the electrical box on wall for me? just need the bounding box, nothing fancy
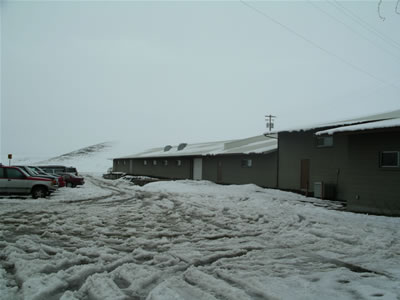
[314,181,336,200]
[314,182,323,198]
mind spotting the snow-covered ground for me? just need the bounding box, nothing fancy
[0,175,399,300]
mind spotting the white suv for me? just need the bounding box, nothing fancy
[0,165,57,198]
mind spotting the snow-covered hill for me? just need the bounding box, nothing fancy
[12,141,136,173]
[35,142,115,173]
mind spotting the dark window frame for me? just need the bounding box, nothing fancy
[316,136,333,148]
[241,159,252,168]
[380,151,400,168]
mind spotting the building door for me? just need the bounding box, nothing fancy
[217,161,222,183]
[193,158,203,180]
[300,159,310,193]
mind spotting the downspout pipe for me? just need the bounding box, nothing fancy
[263,133,279,189]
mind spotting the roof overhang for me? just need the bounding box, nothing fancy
[315,118,400,136]
[269,108,400,135]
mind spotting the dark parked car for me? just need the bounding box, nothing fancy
[61,173,84,188]
[38,165,79,176]
[0,165,57,198]
[15,165,60,188]
[29,166,66,188]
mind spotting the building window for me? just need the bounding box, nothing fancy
[117,161,119,165]
[153,160,157,166]
[380,151,399,168]
[143,160,148,166]
[123,160,126,165]
[317,136,333,148]
[316,136,333,148]
[163,160,168,166]
[176,160,182,167]
[241,159,252,168]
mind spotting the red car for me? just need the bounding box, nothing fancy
[61,173,84,188]
[57,176,66,187]
[29,166,65,188]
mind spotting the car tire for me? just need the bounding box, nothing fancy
[71,184,77,188]
[66,182,72,188]
[32,186,47,199]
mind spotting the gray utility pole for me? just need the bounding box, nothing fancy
[265,115,276,131]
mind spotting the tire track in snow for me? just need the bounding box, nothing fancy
[1,176,399,299]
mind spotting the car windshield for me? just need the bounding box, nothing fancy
[31,167,46,174]
[15,167,29,177]
[16,166,33,176]
[27,167,40,175]
[41,168,54,174]
[41,167,65,174]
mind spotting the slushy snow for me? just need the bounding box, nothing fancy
[0,175,399,299]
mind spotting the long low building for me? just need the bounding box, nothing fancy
[113,109,400,216]
[113,135,278,188]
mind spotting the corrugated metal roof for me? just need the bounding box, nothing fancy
[316,118,400,135]
[116,135,277,159]
[272,108,400,134]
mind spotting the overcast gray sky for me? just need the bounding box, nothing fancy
[1,0,400,161]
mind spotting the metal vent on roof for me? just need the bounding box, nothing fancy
[177,143,187,151]
[164,145,172,152]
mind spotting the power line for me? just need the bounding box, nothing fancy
[378,0,386,21]
[239,0,386,84]
[351,74,400,97]
[307,0,400,63]
[329,0,400,51]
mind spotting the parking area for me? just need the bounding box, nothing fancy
[0,175,399,299]
[0,164,84,200]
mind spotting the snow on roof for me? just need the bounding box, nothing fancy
[271,108,400,134]
[116,134,277,159]
[316,118,400,135]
